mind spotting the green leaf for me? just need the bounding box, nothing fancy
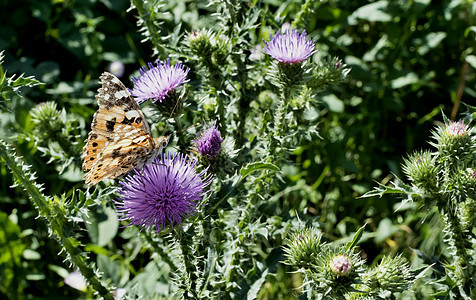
[375,218,399,244]
[84,205,118,247]
[240,162,280,178]
[351,1,392,22]
[23,249,41,260]
[239,248,283,300]
[322,94,344,113]
[466,55,476,70]
[0,211,25,295]
[359,178,416,199]
[9,74,42,89]
[391,72,419,89]
[464,26,476,37]
[200,247,218,296]
[345,223,366,251]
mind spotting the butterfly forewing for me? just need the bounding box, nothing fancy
[82,72,168,186]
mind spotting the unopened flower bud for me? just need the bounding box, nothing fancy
[402,150,437,192]
[329,254,352,276]
[187,30,214,58]
[363,255,414,294]
[194,121,223,159]
[431,120,473,160]
[283,227,322,267]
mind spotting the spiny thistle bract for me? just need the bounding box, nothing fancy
[309,56,351,91]
[283,226,322,268]
[186,29,215,58]
[185,29,230,70]
[402,149,438,193]
[359,254,415,297]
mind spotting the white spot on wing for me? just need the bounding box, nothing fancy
[114,90,128,99]
[124,130,139,138]
[111,77,121,84]
[103,94,110,100]
[125,110,141,118]
[133,136,147,143]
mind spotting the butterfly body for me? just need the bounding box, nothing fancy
[82,72,169,186]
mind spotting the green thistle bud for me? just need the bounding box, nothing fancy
[30,101,64,137]
[431,120,473,163]
[283,227,322,268]
[187,30,214,58]
[307,246,366,298]
[446,167,476,202]
[329,254,353,277]
[362,255,415,295]
[29,101,80,163]
[308,56,351,90]
[258,90,278,109]
[402,150,437,192]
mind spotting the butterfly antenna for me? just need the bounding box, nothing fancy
[175,122,201,135]
[168,93,182,119]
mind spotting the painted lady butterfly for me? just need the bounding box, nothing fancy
[82,72,170,186]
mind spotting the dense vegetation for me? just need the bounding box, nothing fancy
[1,0,475,299]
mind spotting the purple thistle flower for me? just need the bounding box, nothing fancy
[194,121,223,159]
[115,152,213,233]
[130,59,190,104]
[263,29,317,64]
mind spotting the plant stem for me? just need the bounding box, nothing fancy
[131,0,164,55]
[177,229,199,299]
[444,210,472,297]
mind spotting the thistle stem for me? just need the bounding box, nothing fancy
[177,231,199,299]
[131,0,164,55]
[444,210,472,297]
[216,93,226,131]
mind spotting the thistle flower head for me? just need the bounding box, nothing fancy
[329,254,352,277]
[430,119,474,162]
[130,59,190,104]
[115,152,213,233]
[194,120,223,159]
[263,29,316,64]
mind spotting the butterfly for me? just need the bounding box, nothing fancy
[82,72,170,186]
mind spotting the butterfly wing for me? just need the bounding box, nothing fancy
[82,72,161,186]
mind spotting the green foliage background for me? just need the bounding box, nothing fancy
[0,0,475,298]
